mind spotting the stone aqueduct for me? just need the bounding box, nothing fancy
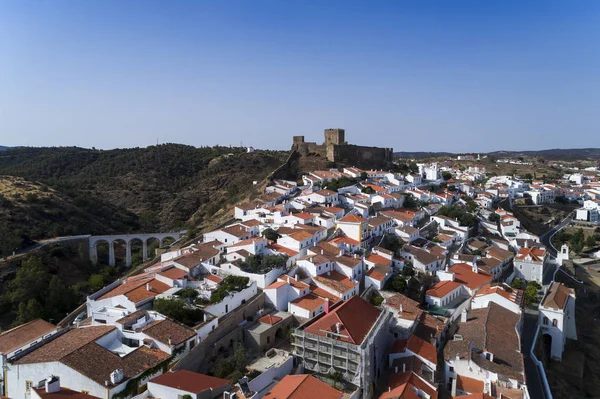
[89,231,186,267]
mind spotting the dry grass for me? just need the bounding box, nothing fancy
[0,175,55,201]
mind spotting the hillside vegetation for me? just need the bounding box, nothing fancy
[0,145,289,255]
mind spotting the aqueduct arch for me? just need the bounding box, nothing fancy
[89,232,185,267]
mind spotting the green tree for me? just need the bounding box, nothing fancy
[489,213,500,223]
[6,256,50,305]
[403,194,418,209]
[586,235,596,248]
[14,298,43,326]
[153,297,204,327]
[370,295,384,306]
[442,171,453,181]
[510,278,526,290]
[360,171,368,180]
[525,284,538,305]
[261,228,280,241]
[88,274,106,292]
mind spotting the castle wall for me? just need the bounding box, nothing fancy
[329,144,393,167]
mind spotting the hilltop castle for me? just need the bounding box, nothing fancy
[292,128,393,167]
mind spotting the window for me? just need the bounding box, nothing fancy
[552,319,558,327]
[267,336,270,344]
[543,317,548,325]
[26,381,33,392]
[81,391,89,395]
[449,366,454,372]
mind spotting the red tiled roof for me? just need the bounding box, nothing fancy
[0,319,56,355]
[150,370,230,394]
[264,374,342,399]
[33,387,101,399]
[379,371,438,399]
[449,263,493,290]
[259,314,282,325]
[456,374,485,394]
[98,277,170,303]
[290,294,325,311]
[265,281,287,290]
[338,214,366,223]
[516,247,546,262]
[390,339,408,354]
[204,274,223,284]
[279,275,310,290]
[406,334,437,365]
[313,271,357,295]
[142,319,196,346]
[330,236,360,246]
[158,266,188,280]
[366,265,392,282]
[426,281,463,298]
[267,242,300,257]
[304,296,381,345]
[542,282,574,310]
[366,254,391,266]
[475,284,524,308]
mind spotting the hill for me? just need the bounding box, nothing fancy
[395,148,600,161]
[0,145,289,255]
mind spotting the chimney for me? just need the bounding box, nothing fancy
[354,253,357,259]
[394,366,398,373]
[146,282,151,291]
[461,308,468,323]
[168,336,172,346]
[402,363,406,372]
[45,376,60,394]
[472,256,479,274]
[324,298,330,314]
[399,304,403,313]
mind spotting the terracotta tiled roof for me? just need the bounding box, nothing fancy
[366,254,391,266]
[150,370,230,394]
[221,225,251,238]
[313,271,357,295]
[379,371,438,399]
[330,236,360,246]
[0,319,56,354]
[142,319,196,347]
[293,212,314,220]
[33,387,101,399]
[124,279,171,303]
[61,342,169,387]
[449,263,493,290]
[204,274,223,284]
[313,189,337,197]
[475,284,524,308]
[406,334,437,365]
[290,294,325,311]
[456,374,484,394]
[426,281,463,298]
[265,281,287,290]
[484,246,514,261]
[116,309,147,325]
[384,294,423,322]
[445,303,524,381]
[516,247,546,262]
[264,374,342,399]
[304,296,381,345]
[259,314,282,325]
[158,266,188,280]
[334,254,363,267]
[309,284,342,302]
[312,241,342,257]
[228,237,265,248]
[279,275,310,290]
[390,339,408,354]
[266,242,299,257]
[542,282,574,310]
[287,231,314,242]
[338,214,366,223]
[366,265,392,282]
[240,219,262,227]
[14,326,115,364]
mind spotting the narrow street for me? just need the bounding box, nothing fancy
[521,309,547,399]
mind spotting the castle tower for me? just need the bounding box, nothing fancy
[324,128,345,147]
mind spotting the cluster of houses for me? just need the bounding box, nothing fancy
[0,163,584,399]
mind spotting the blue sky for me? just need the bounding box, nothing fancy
[1,1,599,152]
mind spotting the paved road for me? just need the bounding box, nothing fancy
[1,234,91,263]
[521,309,547,399]
[540,213,573,257]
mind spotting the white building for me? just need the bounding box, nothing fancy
[539,282,577,360]
[514,246,547,283]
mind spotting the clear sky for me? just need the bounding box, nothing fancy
[1,1,599,152]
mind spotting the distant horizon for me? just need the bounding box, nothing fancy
[2,142,600,156]
[2,1,599,151]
